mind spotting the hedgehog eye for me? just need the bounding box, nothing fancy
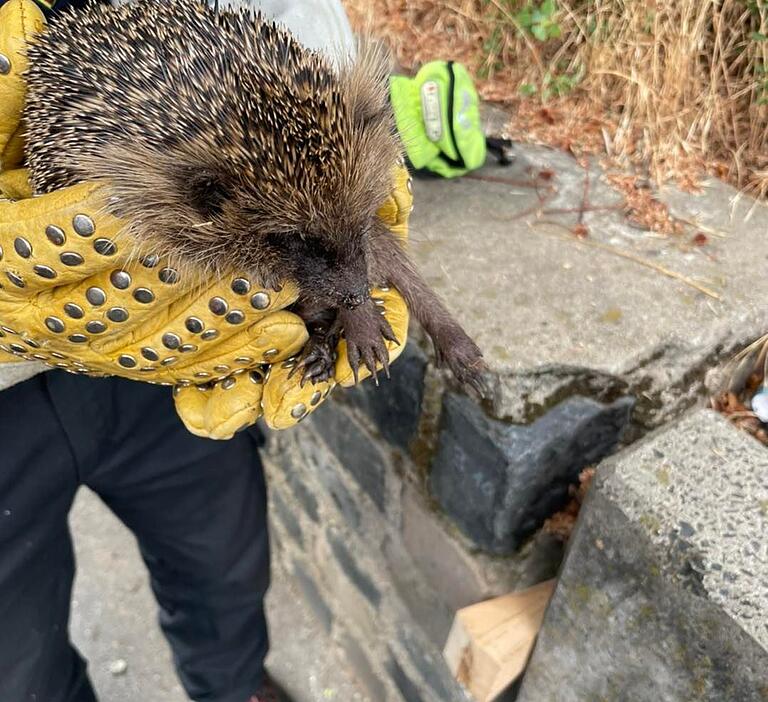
[187,169,233,219]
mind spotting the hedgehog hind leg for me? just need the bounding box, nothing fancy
[370,232,489,397]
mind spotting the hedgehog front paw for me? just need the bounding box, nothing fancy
[339,300,399,385]
[292,329,338,386]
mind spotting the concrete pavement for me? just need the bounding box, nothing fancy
[409,146,768,432]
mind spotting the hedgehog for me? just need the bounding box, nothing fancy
[23,0,486,391]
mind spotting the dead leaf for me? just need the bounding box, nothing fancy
[572,223,589,238]
[692,232,708,246]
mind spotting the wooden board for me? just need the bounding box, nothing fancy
[443,579,556,701]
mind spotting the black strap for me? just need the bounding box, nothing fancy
[437,62,514,172]
[487,136,515,166]
[436,61,467,172]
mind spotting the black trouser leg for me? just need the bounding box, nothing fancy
[0,371,271,702]
[64,379,271,702]
[0,374,96,702]
[100,441,271,702]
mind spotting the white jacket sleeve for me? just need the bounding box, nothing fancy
[113,0,357,62]
[215,0,356,62]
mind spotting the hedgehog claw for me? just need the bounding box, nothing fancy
[379,317,399,346]
[380,349,391,379]
[289,353,314,381]
[372,341,390,378]
[306,359,329,382]
[431,324,490,399]
[295,329,337,386]
[367,351,379,385]
[347,343,361,385]
[361,348,376,376]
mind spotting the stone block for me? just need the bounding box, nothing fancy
[409,149,768,431]
[270,490,303,546]
[286,424,363,529]
[318,466,362,530]
[401,484,489,611]
[430,392,634,554]
[386,637,470,702]
[310,403,390,512]
[382,532,455,647]
[335,632,389,702]
[518,409,768,702]
[401,485,563,615]
[314,533,380,645]
[327,528,382,607]
[394,626,469,702]
[386,656,423,702]
[341,341,428,452]
[282,466,319,523]
[291,561,333,634]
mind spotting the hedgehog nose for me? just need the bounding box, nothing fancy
[342,291,367,310]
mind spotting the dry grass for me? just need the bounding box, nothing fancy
[344,0,768,195]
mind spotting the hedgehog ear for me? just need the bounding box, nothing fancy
[187,169,234,219]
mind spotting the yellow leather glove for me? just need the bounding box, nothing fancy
[0,0,412,438]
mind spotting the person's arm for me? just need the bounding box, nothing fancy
[16,0,356,61]
[222,0,356,61]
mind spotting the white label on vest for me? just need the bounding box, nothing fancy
[420,81,443,142]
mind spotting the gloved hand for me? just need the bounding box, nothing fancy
[0,0,411,438]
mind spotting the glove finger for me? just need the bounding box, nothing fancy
[0,167,33,200]
[132,275,298,359]
[334,286,409,387]
[262,359,335,430]
[174,367,266,440]
[85,270,295,355]
[2,126,26,172]
[0,280,303,383]
[175,304,308,366]
[375,164,413,241]
[0,253,197,355]
[166,308,308,383]
[0,0,45,162]
[0,184,126,294]
[0,307,306,388]
[76,277,301,375]
[0,332,37,362]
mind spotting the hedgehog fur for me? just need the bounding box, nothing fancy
[23,0,486,389]
[25,0,399,282]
